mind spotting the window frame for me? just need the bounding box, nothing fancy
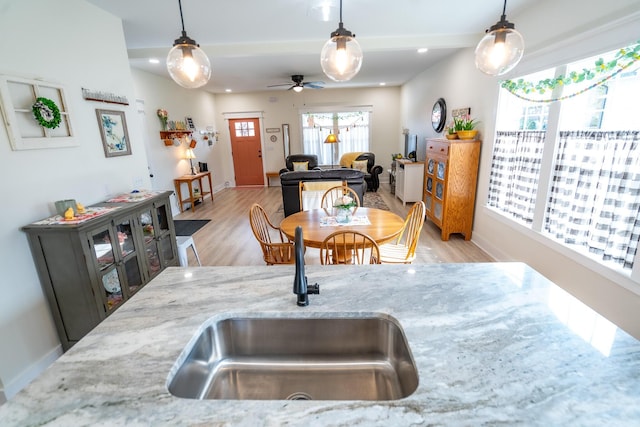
[486,50,640,286]
[299,106,372,166]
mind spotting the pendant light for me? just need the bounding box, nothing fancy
[474,0,524,76]
[166,0,211,88]
[320,0,362,82]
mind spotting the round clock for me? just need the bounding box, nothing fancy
[431,98,446,133]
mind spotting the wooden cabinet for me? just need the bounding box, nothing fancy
[22,191,178,351]
[395,159,424,205]
[423,139,480,241]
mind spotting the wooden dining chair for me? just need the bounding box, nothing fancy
[299,180,345,211]
[249,203,295,265]
[320,185,361,216]
[379,201,426,264]
[320,230,381,265]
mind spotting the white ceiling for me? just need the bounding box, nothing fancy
[86,0,536,93]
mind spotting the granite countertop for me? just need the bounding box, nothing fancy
[1,263,639,426]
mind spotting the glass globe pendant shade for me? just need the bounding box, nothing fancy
[320,28,363,82]
[166,37,211,88]
[475,27,524,76]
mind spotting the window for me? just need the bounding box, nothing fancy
[301,110,371,165]
[233,121,255,137]
[488,44,640,274]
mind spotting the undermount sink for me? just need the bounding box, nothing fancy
[167,314,419,401]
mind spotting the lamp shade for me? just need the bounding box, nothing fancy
[324,133,339,144]
[167,39,211,88]
[475,27,524,76]
[184,148,196,159]
[320,29,363,82]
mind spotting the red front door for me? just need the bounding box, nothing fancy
[229,118,264,186]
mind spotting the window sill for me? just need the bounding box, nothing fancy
[481,205,640,295]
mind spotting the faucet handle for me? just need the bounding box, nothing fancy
[307,282,319,295]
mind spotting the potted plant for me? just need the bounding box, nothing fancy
[444,124,458,140]
[454,116,479,140]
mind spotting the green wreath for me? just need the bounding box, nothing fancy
[32,97,62,129]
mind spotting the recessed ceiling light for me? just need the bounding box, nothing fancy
[417,48,428,54]
[379,82,386,86]
[225,89,232,93]
[148,58,160,64]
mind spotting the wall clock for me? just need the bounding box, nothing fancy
[431,98,446,133]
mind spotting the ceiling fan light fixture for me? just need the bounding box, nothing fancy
[166,0,211,88]
[320,0,362,82]
[293,84,304,93]
[474,0,524,76]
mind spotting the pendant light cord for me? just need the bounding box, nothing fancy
[339,0,343,24]
[178,0,186,33]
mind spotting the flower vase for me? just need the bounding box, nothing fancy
[335,207,352,224]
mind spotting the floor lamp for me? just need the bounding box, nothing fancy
[324,133,339,168]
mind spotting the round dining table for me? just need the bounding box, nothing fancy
[280,207,405,249]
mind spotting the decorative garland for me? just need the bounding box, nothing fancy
[32,97,62,129]
[501,41,640,104]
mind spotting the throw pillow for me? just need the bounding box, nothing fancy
[351,159,368,173]
[292,161,309,171]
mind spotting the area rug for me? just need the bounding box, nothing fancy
[173,219,210,236]
[362,192,390,211]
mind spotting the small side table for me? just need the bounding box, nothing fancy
[174,171,213,212]
[265,171,280,187]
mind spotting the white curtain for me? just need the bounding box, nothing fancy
[301,112,370,165]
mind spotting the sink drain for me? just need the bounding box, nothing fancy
[286,392,313,400]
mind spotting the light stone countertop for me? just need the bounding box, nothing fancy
[1,263,639,426]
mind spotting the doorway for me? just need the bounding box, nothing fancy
[228,118,264,186]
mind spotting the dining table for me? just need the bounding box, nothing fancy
[280,207,405,249]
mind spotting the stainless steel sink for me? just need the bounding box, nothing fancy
[167,314,418,400]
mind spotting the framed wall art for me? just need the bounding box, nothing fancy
[95,109,131,157]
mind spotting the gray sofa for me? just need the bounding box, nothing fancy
[280,169,366,217]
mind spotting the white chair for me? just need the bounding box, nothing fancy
[176,235,202,267]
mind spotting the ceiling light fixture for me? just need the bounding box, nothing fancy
[166,0,211,88]
[320,0,362,82]
[474,0,524,76]
[293,84,304,93]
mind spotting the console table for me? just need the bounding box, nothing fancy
[174,171,213,212]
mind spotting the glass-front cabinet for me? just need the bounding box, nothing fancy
[140,199,177,281]
[22,191,178,351]
[424,155,447,226]
[423,139,481,241]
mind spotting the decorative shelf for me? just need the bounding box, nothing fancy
[160,130,193,146]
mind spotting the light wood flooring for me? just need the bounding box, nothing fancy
[175,184,494,266]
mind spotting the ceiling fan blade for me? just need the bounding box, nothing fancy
[304,83,324,89]
[267,83,294,88]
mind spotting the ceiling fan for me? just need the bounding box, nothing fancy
[267,75,324,92]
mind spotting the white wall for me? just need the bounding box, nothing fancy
[400,0,640,339]
[130,69,219,215]
[0,0,152,398]
[213,86,401,183]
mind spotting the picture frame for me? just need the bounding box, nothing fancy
[96,109,131,157]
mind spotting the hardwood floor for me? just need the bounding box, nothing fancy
[174,184,494,266]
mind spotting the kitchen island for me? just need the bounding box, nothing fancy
[1,263,639,426]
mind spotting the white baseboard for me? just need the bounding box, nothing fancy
[3,344,62,400]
